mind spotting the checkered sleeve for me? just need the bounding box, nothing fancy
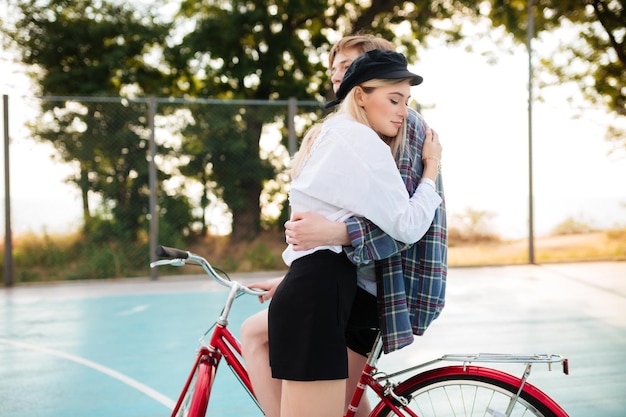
[343,218,412,266]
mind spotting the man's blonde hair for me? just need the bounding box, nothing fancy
[328,34,395,70]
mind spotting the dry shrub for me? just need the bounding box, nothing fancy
[448,226,501,246]
[188,230,287,272]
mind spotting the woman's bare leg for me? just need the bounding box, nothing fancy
[346,348,371,417]
[281,379,345,417]
[240,309,281,417]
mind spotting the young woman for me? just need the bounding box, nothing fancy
[241,35,447,417]
[267,49,442,417]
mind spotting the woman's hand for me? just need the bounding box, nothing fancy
[248,276,283,303]
[285,212,350,250]
[422,128,442,181]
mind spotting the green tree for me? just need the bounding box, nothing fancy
[169,0,328,240]
[167,0,460,240]
[177,101,288,238]
[5,0,179,240]
[481,1,625,145]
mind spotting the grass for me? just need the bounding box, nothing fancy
[449,230,626,266]
[186,230,288,272]
[187,229,626,270]
[2,228,625,284]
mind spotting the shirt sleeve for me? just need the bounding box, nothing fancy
[294,122,441,244]
[342,109,437,265]
[343,216,411,265]
[343,182,440,265]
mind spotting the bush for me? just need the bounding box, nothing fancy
[552,216,595,235]
[448,208,500,246]
[244,242,278,270]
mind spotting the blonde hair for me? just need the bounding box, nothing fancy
[291,78,409,178]
[328,34,395,70]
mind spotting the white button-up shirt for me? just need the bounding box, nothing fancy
[282,113,441,266]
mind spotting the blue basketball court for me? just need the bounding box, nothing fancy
[1,262,625,416]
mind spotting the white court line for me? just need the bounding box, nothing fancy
[0,337,176,410]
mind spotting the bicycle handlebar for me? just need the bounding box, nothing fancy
[155,245,189,259]
[150,245,268,297]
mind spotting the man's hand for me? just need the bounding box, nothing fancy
[285,212,350,250]
[248,276,283,303]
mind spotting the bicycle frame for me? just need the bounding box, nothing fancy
[171,283,263,416]
[346,333,433,417]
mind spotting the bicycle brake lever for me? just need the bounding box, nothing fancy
[150,258,186,268]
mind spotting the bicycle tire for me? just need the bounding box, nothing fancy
[371,365,568,417]
[172,358,215,417]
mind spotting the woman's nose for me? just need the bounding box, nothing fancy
[398,104,408,118]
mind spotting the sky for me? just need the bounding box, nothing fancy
[1,29,625,240]
[410,41,625,238]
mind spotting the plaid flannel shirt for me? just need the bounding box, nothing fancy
[343,109,447,354]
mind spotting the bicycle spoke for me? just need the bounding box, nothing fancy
[410,383,536,416]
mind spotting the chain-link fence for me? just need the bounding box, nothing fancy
[1,94,322,284]
[5,93,625,285]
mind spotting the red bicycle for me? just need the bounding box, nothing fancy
[151,245,570,417]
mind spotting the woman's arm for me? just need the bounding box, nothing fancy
[293,122,441,244]
[247,276,284,303]
[286,122,442,264]
[285,211,413,264]
[285,212,351,248]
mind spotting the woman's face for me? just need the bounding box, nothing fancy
[330,48,362,93]
[357,82,411,138]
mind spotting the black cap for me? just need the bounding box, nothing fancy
[325,49,423,109]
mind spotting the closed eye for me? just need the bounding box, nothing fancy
[390,99,410,107]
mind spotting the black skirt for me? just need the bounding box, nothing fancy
[268,250,357,381]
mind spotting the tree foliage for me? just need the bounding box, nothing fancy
[4,0,190,241]
[488,1,624,115]
[2,0,623,243]
[482,0,625,146]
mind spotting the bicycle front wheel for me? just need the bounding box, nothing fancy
[172,357,215,417]
[371,365,568,417]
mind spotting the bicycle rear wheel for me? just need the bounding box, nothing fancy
[172,357,215,417]
[371,365,568,417]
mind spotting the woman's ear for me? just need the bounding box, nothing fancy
[354,86,366,106]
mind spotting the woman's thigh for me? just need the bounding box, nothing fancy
[281,379,346,417]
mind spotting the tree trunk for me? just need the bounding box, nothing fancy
[230,118,265,242]
[230,183,262,241]
[79,165,91,229]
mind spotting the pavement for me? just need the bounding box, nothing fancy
[1,262,625,417]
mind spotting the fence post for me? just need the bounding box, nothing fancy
[148,96,159,280]
[527,0,535,264]
[288,97,297,156]
[3,95,13,287]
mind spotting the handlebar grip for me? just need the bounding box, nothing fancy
[155,245,189,259]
